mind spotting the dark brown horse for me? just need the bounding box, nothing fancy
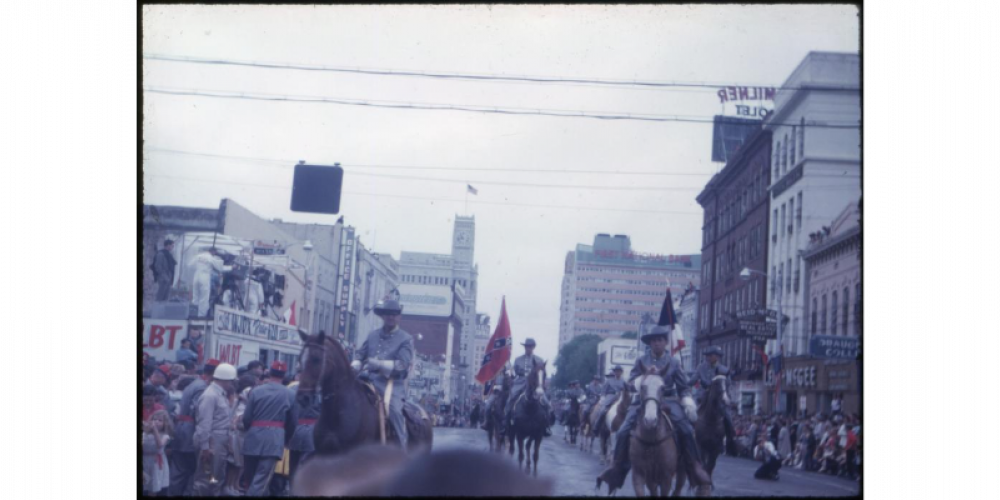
[579,397,598,453]
[509,361,547,476]
[485,373,511,453]
[565,395,581,445]
[674,374,730,495]
[295,330,433,455]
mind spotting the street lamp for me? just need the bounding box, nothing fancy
[740,266,784,414]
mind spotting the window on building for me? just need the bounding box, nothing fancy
[786,258,792,294]
[788,198,794,235]
[843,287,850,336]
[774,141,781,179]
[811,298,818,334]
[773,210,779,240]
[794,256,801,293]
[771,266,777,299]
[855,282,862,332]
[790,126,797,166]
[799,117,806,157]
[821,295,828,335]
[782,134,789,174]
[778,263,784,300]
[796,192,803,228]
[831,291,838,335]
[780,203,786,237]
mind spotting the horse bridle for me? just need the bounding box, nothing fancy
[299,338,335,403]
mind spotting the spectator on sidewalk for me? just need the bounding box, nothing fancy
[143,409,174,496]
[753,436,782,481]
[176,339,199,365]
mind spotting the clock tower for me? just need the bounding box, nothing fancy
[452,215,477,399]
[452,215,475,266]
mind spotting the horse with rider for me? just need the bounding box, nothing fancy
[579,374,604,452]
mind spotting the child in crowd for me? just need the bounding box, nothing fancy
[142,410,173,496]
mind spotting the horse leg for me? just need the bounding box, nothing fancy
[632,467,646,497]
[518,436,527,472]
[533,437,541,477]
[672,467,686,497]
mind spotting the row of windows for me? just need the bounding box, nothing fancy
[770,254,802,300]
[703,167,770,246]
[400,274,474,291]
[811,283,861,337]
[578,287,674,296]
[578,318,642,326]
[772,191,804,240]
[579,276,667,286]
[711,223,766,284]
[774,119,806,182]
[579,266,694,279]
[577,307,646,315]
[577,297,661,307]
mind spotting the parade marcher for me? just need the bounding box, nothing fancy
[193,362,238,497]
[594,366,627,432]
[189,247,229,318]
[288,380,321,489]
[502,338,553,437]
[350,299,414,448]
[692,345,738,456]
[142,409,174,496]
[169,359,218,496]
[152,239,177,301]
[241,361,297,497]
[754,435,783,480]
[598,325,712,493]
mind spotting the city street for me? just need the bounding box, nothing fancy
[432,426,860,497]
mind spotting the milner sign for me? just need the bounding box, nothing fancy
[717,86,777,120]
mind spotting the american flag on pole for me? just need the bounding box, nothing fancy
[476,297,512,383]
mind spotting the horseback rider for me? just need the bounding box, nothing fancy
[594,366,627,431]
[503,338,553,437]
[242,361,297,497]
[480,368,511,430]
[350,299,414,448]
[598,326,712,493]
[565,380,584,402]
[693,345,738,456]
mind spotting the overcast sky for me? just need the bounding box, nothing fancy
[142,4,859,366]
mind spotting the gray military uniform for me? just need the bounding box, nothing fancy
[169,377,207,496]
[241,381,297,497]
[192,382,232,497]
[355,326,414,447]
[504,354,550,418]
[599,377,627,413]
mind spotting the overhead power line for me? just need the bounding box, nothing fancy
[143,86,860,129]
[143,53,860,94]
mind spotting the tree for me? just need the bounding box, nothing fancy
[551,334,603,390]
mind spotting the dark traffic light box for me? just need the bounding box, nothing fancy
[290,163,344,214]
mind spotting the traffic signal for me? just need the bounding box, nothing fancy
[290,163,344,214]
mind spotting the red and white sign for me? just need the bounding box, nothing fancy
[142,320,188,362]
[216,338,259,367]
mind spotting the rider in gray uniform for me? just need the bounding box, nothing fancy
[594,366,627,431]
[480,369,510,430]
[503,338,552,437]
[692,345,737,456]
[597,326,712,494]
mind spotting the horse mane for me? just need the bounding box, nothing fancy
[314,334,356,392]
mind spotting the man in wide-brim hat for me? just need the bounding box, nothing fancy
[503,337,553,436]
[692,345,737,455]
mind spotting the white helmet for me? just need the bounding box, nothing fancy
[214,363,238,381]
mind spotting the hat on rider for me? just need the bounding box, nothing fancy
[640,325,671,345]
[605,370,615,377]
[521,338,537,347]
[269,360,287,378]
[702,346,724,357]
[569,380,579,386]
[374,299,404,316]
[613,365,624,373]
[592,374,602,381]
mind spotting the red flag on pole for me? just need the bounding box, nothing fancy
[475,297,513,384]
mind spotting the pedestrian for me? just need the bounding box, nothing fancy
[241,361,297,497]
[143,385,166,422]
[168,359,218,496]
[778,420,792,465]
[143,409,174,496]
[753,435,782,480]
[152,239,177,301]
[176,339,198,365]
[193,362,238,497]
[224,373,257,496]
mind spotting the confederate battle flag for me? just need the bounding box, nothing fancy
[476,297,512,384]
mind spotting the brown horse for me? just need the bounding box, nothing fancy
[565,395,581,445]
[295,330,433,455]
[485,373,512,453]
[509,362,547,476]
[674,374,730,495]
[579,397,599,453]
[629,372,679,497]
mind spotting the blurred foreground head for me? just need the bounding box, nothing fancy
[384,449,554,496]
[292,445,409,496]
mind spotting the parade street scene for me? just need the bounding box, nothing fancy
[142,4,861,497]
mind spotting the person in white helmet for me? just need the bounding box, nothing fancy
[193,362,237,496]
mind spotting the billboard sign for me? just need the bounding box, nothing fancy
[712,116,763,163]
[399,284,454,318]
[214,305,300,346]
[216,338,259,367]
[810,335,859,360]
[610,345,639,366]
[739,320,777,340]
[716,86,776,120]
[142,319,189,362]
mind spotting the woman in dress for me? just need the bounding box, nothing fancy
[778,420,793,465]
[142,410,173,496]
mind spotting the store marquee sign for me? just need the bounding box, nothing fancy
[810,335,859,360]
[214,306,299,345]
